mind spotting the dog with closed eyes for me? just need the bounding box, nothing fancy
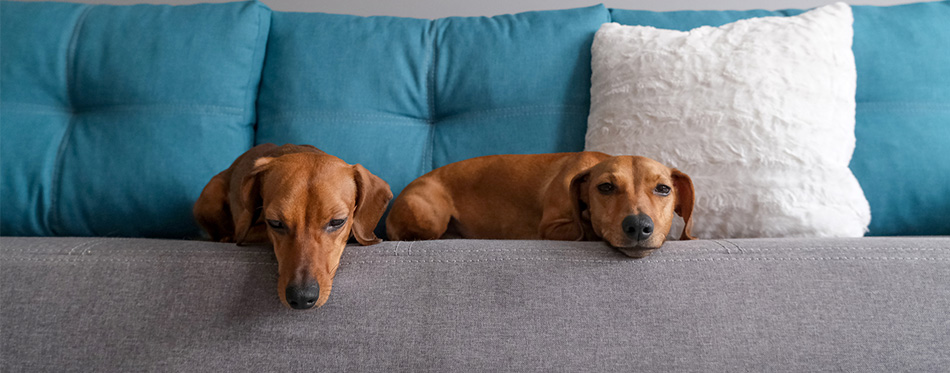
[193,143,392,309]
[386,152,695,258]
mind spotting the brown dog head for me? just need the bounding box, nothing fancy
[570,156,695,258]
[234,153,392,309]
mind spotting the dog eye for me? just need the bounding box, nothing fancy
[654,184,672,196]
[327,218,347,230]
[266,219,286,230]
[597,183,615,194]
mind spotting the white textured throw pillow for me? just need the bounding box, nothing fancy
[585,3,870,239]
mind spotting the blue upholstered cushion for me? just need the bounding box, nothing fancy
[609,1,950,235]
[256,12,432,200]
[849,2,950,235]
[257,5,611,200]
[430,9,609,167]
[0,0,270,237]
[4,1,945,238]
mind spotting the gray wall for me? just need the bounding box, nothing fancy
[18,0,916,18]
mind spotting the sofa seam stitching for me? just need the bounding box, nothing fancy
[256,106,588,125]
[424,20,437,174]
[1,248,275,255]
[65,4,92,112]
[1,102,244,116]
[346,257,950,264]
[437,107,590,122]
[6,256,949,266]
[260,111,429,122]
[5,257,278,265]
[4,246,949,255]
[50,4,93,236]
[427,20,436,125]
[856,102,950,112]
[244,1,268,145]
[66,103,244,115]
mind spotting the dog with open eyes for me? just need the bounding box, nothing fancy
[193,143,392,310]
[386,152,695,258]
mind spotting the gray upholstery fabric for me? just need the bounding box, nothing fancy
[2,236,949,371]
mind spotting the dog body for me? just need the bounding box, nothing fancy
[386,152,694,257]
[194,143,392,309]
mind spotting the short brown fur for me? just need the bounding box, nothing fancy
[386,152,695,258]
[193,143,392,308]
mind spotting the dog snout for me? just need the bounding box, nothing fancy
[285,282,320,310]
[622,214,654,241]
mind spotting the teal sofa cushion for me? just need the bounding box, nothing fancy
[5,1,945,238]
[609,1,950,235]
[256,12,432,200]
[257,5,611,200]
[608,8,804,29]
[430,8,609,167]
[0,1,270,237]
[849,2,950,235]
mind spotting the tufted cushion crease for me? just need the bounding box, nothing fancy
[0,0,271,237]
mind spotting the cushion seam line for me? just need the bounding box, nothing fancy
[51,3,93,235]
[424,20,437,175]
[5,256,949,265]
[245,2,268,146]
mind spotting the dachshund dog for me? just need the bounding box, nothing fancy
[193,143,392,309]
[386,152,695,258]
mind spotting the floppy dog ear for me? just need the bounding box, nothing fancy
[234,157,274,245]
[567,169,594,241]
[671,169,696,240]
[351,164,393,246]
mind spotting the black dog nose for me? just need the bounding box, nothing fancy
[622,214,654,241]
[285,283,320,310]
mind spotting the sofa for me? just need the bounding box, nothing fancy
[1,0,948,371]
